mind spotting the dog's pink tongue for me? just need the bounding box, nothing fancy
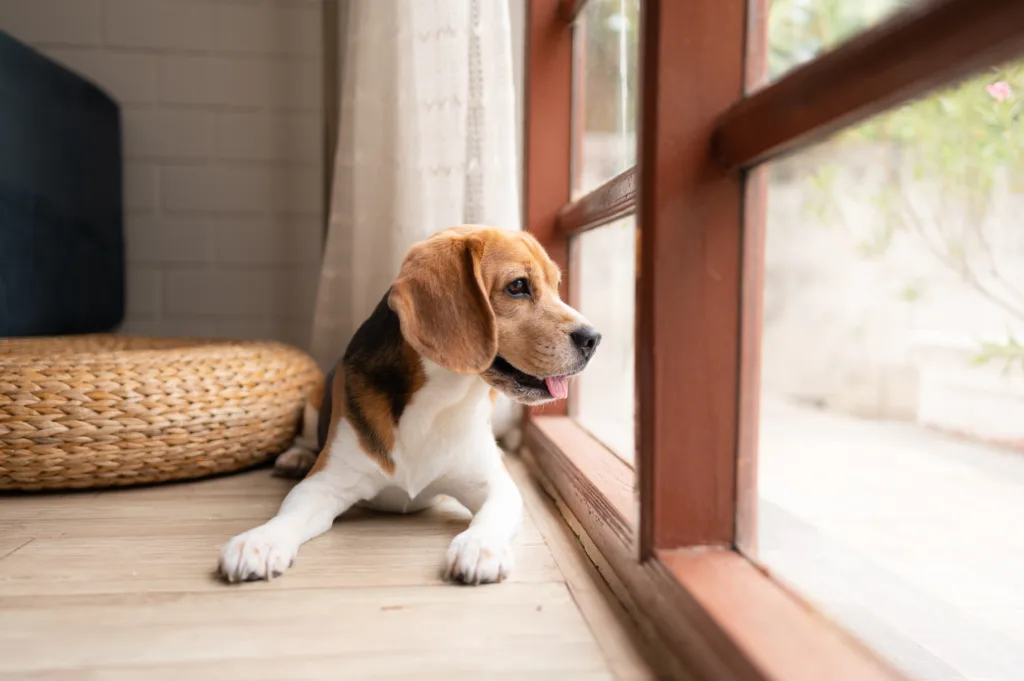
[545,376,569,400]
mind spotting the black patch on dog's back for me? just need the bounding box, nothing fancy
[320,290,424,470]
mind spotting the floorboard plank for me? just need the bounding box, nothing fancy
[0,463,649,679]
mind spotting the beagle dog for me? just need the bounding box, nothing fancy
[217,225,601,585]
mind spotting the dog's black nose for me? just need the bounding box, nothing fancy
[570,326,602,360]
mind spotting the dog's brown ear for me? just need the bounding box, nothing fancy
[389,233,497,374]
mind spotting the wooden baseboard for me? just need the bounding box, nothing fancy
[518,445,694,681]
[523,417,904,681]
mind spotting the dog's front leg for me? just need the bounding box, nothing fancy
[218,462,382,583]
[445,458,524,585]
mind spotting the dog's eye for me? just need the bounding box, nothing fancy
[505,278,530,298]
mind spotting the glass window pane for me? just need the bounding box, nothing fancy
[571,217,636,464]
[765,0,923,86]
[756,61,1024,680]
[571,0,639,198]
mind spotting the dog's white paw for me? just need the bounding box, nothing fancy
[445,528,513,585]
[218,525,298,583]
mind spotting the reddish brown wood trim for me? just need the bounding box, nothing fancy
[636,0,746,553]
[559,166,637,236]
[713,0,1024,170]
[521,422,906,681]
[525,0,573,417]
[659,549,906,681]
[560,0,589,23]
[523,430,759,680]
[525,417,634,535]
[734,0,769,556]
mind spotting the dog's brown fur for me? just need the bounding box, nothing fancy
[301,226,579,475]
[390,227,582,389]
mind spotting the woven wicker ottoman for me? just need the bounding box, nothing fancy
[0,335,321,491]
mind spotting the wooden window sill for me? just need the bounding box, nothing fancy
[523,415,906,681]
[525,416,634,531]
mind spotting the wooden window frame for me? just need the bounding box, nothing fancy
[523,0,1024,679]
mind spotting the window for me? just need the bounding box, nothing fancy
[571,216,636,464]
[571,0,638,197]
[566,0,639,465]
[758,58,1024,680]
[765,0,926,84]
[523,0,1024,678]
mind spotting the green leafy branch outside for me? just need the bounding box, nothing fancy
[770,0,1024,371]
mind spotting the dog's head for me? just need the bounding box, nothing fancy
[388,225,601,405]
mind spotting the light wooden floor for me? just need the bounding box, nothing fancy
[0,455,656,680]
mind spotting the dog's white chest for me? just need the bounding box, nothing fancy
[384,362,496,500]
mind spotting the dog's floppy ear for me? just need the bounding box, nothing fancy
[388,233,497,374]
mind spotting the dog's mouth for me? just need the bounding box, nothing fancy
[489,356,574,400]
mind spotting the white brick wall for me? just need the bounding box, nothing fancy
[0,0,323,349]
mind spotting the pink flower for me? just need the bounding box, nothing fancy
[986,81,1013,102]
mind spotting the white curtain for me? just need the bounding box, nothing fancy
[310,0,522,438]
[311,0,520,366]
